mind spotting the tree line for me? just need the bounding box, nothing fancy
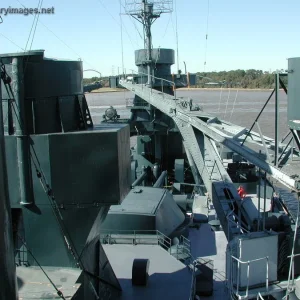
[83,69,288,89]
[196,69,287,89]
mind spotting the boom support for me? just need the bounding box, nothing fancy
[120,80,299,192]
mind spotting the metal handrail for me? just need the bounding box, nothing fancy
[119,67,177,100]
[180,235,191,253]
[286,252,300,290]
[226,212,250,235]
[100,229,171,250]
[121,68,176,88]
[189,260,197,300]
[230,255,269,299]
[257,292,264,300]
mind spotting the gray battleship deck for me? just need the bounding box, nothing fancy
[17,267,81,299]
[103,244,192,299]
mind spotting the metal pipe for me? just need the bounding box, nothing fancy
[241,89,275,146]
[12,57,34,206]
[153,170,167,188]
[257,166,261,231]
[277,136,293,163]
[131,169,147,187]
[263,172,267,231]
[275,73,279,166]
[8,99,14,135]
[0,82,18,300]
[183,61,187,75]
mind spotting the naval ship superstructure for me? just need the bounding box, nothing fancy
[1,1,300,299]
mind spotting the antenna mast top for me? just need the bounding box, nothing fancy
[124,0,173,85]
[125,0,173,15]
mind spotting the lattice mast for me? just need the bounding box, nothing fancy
[125,0,173,86]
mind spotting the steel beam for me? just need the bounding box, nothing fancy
[120,81,298,191]
[255,121,271,162]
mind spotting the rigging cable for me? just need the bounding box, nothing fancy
[119,0,125,75]
[0,61,104,299]
[174,0,180,72]
[96,0,137,49]
[203,0,210,72]
[223,88,231,119]
[229,88,239,122]
[119,1,143,43]
[16,0,97,70]
[29,0,43,51]
[21,0,44,80]
[0,33,25,51]
[17,234,66,300]
[24,0,41,52]
[217,84,223,113]
[158,13,172,48]
[0,61,67,300]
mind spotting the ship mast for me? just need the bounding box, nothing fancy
[141,0,159,85]
[125,0,173,86]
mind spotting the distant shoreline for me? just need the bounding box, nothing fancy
[178,87,276,91]
[88,87,281,94]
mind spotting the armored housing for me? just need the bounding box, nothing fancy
[101,186,185,236]
[1,50,131,271]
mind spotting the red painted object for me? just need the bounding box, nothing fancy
[237,185,246,198]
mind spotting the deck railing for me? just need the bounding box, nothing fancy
[119,68,177,100]
[189,260,197,300]
[101,229,196,298]
[100,229,171,251]
[229,255,269,299]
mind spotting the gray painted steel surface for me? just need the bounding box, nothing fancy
[0,75,18,300]
[227,232,278,288]
[103,244,192,300]
[120,80,298,191]
[135,49,175,66]
[1,52,131,300]
[102,187,185,236]
[7,125,131,267]
[288,58,300,130]
[1,52,85,135]
[1,51,82,99]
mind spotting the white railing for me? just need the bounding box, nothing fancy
[119,67,177,100]
[100,229,171,251]
[101,229,196,298]
[226,210,250,237]
[286,252,300,294]
[180,235,191,257]
[189,260,197,300]
[230,255,269,299]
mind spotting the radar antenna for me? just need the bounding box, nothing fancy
[124,0,173,85]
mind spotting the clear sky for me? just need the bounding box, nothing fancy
[0,0,299,78]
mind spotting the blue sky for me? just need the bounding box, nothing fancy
[0,0,299,78]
